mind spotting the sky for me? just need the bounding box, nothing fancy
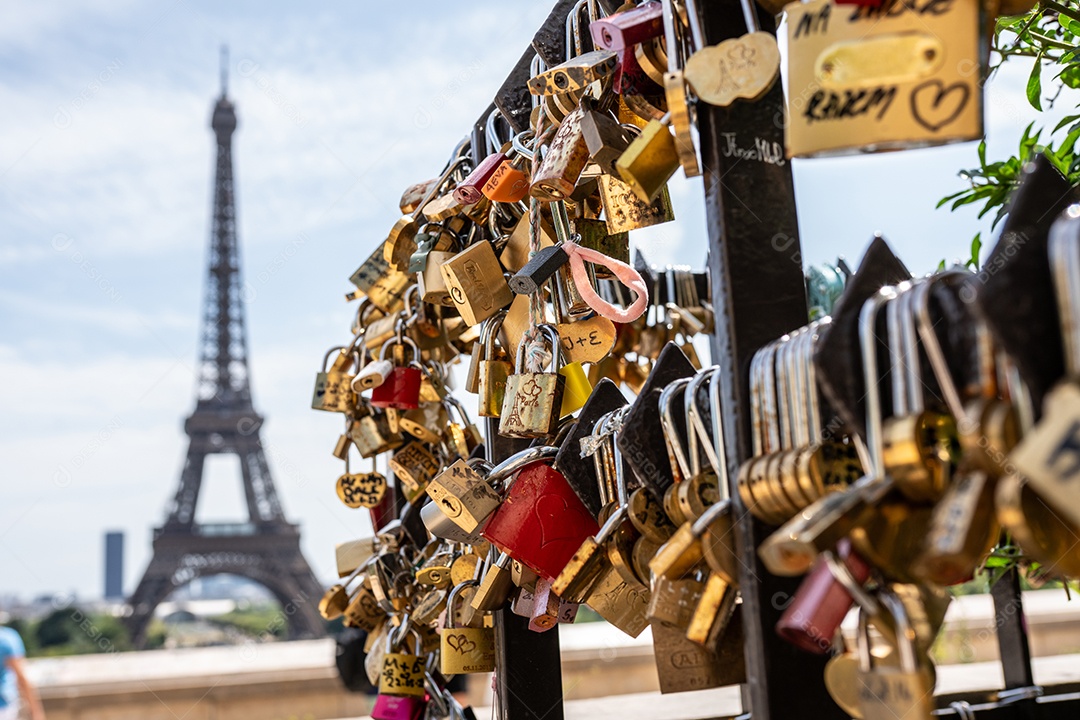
[0,0,1070,601]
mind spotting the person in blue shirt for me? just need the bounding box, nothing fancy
[0,626,44,720]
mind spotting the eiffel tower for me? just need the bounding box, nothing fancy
[124,52,325,648]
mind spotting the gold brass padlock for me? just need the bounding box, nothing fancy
[614,114,680,203]
[440,582,495,674]
[440,240,513,326]
[598,173,675,234]
[499,325,567,439]
[312,345,357,414]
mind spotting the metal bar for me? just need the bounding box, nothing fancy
[486,418,565,720]
[991,565,1039,719]
[692,1,845,718]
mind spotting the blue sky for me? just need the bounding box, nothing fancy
[0,0,1067,600]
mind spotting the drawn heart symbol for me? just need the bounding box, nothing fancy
[910,80,970,133]
[446,633,476,654]
[533,493,593,550]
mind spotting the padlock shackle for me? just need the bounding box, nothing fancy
[659,377,693,480]
[857,588,918,674]
[914,271,972,422]
[379,333,421,364]
[514,324,563,374]
[594,504,628,544]
[487,445,559,491]
[684,369,713,478]
[445,580,481,630]
[858,287,896,484]
[482,311,508,357]
[690,497,730,536]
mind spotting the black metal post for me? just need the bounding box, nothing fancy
[693,1,846,718]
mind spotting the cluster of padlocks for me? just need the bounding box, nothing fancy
[305,0,1080,718]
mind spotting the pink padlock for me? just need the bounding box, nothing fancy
[371,692,427,720]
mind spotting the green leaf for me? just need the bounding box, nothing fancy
[1060,64,1080,89]
[978,138,987,166]
[1053,113,1080,134]
[968,233,982,269]
[937,259,947,271]
[1028,55,1044,111]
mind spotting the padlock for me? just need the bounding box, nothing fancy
[531,104,591,202]
[529,578,562,632]
[388,440,440,496]
[336,450,388,509]
[482,452,600,581]
[573,218,629,273]
[342,579,386,632]
[553,503,632,603]
[480,119,531,203]
[371,690,427,720]
[423,446,558,541]
[598,172,675,234]
[397,402,447,445]
[312,345,358,414]
[590,1,663,51]
[615,113,680,203]
[471,551,515,611]
[453,151,506,206]
[499,325,567,439]
[482,151,530,203]
[686,571,739,651]
[776,539,872,654]
[444,395,483,458]
[440,582,495,674]
[477,313,512,418]
[371,338,423,410]
[425,458,501,535]
[350,409,405,458]
[856,590,936,720]
[585,566,651,637]
[440,240,513,326]
[581,104,634,178]
[353,355,395,392]
[378,622,426,697]
[419,249,457,308]
[509,244,570,296]
[527,50,619,96]
[682,0,779,108]
[398,177,438,214]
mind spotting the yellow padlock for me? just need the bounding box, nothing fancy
[559,361,593,417]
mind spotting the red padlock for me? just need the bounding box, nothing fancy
[482,460,599,582]
[370,365,421,409]
[590,1,664,52]
[614,46,660,97]
[453,152,506,205]
[370,338,423,410]
[775,539,871,654]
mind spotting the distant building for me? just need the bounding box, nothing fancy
[104,531,124,600]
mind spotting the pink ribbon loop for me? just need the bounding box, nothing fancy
[561,240,649,324]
